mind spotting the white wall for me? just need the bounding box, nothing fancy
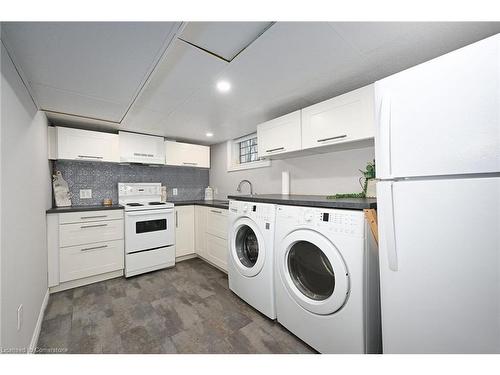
[209,141,375,199]
[1,40,51,350]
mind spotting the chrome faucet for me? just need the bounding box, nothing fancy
[237,179,253,195]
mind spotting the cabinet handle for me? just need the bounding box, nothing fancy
[134,152,154,157]
[265,147,284,153]
[316,134,347,143]
[81,245,108,252]
[175,211,178,228]
[78,155,103,159]
[182,162,198,166]
[210,210,222,214]
[80,224,108,229]
[80,215,107,219]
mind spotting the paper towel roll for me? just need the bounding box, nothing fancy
[282,171,290,195]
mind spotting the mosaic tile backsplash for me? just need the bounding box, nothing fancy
[52,160,209,206]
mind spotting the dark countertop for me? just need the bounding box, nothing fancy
[172,200,229,210]
[46,204,124,214]
[227,194,376,210]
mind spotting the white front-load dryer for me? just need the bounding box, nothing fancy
[228,200,276,319]
[274,205,381,353]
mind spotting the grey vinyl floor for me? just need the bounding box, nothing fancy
[37,258,315,354]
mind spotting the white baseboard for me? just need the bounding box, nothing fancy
[28,289,49,354]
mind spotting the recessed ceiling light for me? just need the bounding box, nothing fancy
[206,132,214,137]
[216,80,231,93]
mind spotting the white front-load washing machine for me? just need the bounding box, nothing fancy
[228,200,276,319]
[274,205,381,353]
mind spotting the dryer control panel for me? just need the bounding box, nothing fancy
[277,205,365,237]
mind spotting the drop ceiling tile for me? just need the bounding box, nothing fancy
[32,83,125,122]
[179,22,273,61]
[2,22,180,121]
[131,39,228,115]
[328,22,421,54]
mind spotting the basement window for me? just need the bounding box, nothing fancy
[227,133,271,172]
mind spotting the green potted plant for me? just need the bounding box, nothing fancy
[327,160,376,199]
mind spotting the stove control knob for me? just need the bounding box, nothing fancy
[304,210,314,222]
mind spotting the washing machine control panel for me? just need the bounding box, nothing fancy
[229,200,275,222]
[278,206,364,237]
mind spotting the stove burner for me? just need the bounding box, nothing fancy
[149,202,166,205]
[127,203,144,207]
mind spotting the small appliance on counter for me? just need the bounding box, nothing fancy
[282,171,290,195]
[205,186,214,201]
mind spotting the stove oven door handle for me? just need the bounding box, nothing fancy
[125,209,173,217]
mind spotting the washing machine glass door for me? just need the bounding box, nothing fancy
[279,229,349,315]
[230,217,266,277]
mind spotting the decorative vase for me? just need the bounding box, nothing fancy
[365,179,377,198]
[52,171,72,207]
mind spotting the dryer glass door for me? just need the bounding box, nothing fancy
[288,241,335,301]
[235,225,259,267]
[279,229,349,315]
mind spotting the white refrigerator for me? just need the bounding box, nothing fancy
[375,34,500,353]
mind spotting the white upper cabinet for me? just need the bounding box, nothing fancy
[165,141,210,168]
[301,84,374,150]
[119,131,165,164]
[51,126,119,162]
[257,110,302,158]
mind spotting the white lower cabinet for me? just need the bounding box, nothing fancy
[176,204,229,272]
[175,205,195,258]
[204,207,228,271]
[59,240,124,283]
[195,205,207,258]
[47,209,125,291]
[206,234,228,271]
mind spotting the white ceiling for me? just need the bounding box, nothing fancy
[2,21,500,144]
[1,22,181,121]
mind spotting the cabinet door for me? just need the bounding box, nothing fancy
[119,131,165,164]
[194,205,207,257]
[175,206,195,257]
[301,84,374,150]
[257,110,301,158]
[165,141,210,168]
[206,208,228,240]
[206,233,228,272]
[56,127,119,162]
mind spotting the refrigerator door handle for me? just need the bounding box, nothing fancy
[380,181,398,271]
[386,183,398,271]
[375,91,392,179]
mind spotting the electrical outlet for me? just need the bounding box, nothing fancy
[80,189,92,199]
[172,188,178,196]
[17,304,23,331]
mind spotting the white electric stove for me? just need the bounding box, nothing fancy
[118,183,175,277]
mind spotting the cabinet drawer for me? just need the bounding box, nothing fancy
[59,209,124,224]
[59,219,124,247]
[206,234,228,272]
[59,239,124,282]
[206,208,228,239]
